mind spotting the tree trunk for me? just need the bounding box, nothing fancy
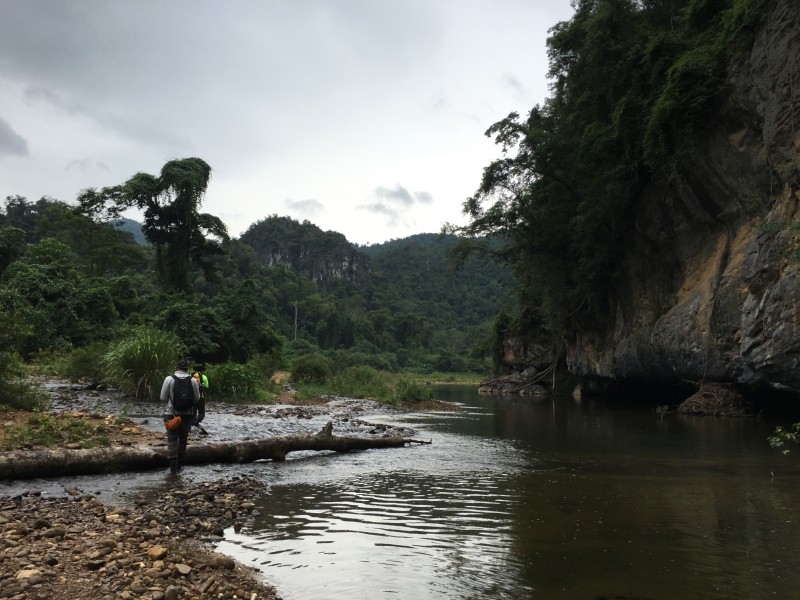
[0,422,428,480]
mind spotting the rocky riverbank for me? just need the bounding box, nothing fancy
[0,380,458,598]
[0,477,277,600]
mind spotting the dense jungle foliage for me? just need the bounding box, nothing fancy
[0,159,512,402]
[448,0,772,350]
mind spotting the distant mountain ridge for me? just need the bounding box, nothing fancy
[359,233,443,257]
[114,218,146,245]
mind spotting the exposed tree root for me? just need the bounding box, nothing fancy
[677,382,753,417]
[0,422,430,480]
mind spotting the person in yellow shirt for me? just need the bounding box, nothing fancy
[192,364,210,435]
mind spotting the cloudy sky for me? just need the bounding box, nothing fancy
[0,0,574,245]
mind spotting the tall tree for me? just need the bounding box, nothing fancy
[94,158,229,293]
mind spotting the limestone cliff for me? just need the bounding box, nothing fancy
[564,0,800,394]
[239,216,371,287]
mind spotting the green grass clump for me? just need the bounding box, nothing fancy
[406,372,484,384]
[287,364,436,405]
[330,366,388,399]
[103,327,184,398]
[388,378,434,405]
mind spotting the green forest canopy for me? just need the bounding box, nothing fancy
[0,190,513,374]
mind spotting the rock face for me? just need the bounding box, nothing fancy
[565,0,800,395]
[240,215,371,286]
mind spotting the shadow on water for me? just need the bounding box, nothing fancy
[212,386,800,600]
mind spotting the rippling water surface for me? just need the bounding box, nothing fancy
[216,388,800,600]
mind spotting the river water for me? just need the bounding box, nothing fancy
[211,385,800,600]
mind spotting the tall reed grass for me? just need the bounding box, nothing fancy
[103,327,184,398]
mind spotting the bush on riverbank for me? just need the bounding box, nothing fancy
[64,341,109,385]
[290,354,332,384]
[288,362,435,405]
[207,361,274,402]
[0,310,50,411]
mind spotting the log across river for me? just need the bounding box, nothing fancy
[0,422,430,480]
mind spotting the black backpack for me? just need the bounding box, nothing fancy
[172,375,194,410]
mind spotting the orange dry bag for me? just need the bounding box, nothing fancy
[164,415,182,431]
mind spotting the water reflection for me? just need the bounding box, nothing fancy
[221,386,800,600]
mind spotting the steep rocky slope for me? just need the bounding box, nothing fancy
[240,216,371,286]
[564,0,800,394]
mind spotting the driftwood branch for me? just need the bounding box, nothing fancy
[0,422,428,480]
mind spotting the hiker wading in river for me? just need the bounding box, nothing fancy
[161,359,200,474]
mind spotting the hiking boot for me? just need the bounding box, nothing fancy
[169,459,178,474]
[176,456,184,472]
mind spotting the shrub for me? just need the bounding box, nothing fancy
[0,310,50,411]
[28,350,70,378]
[207,362,258,401]
[103,327,184,398]
[290,354,332,384]
[331,366,388,399]
[249,351,281,381]
[390,378,434,405]
[64,342,109,385]
[0,354,51,411]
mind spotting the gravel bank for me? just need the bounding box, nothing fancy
[0,477,278,600]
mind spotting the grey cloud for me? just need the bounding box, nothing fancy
[0,1,440,163]
[431,92,450,110]
[374,184,433,206]
[0,117,29,157]
[358,201,405,227]
[285,198,325,216]
[502,73,524,93]
[375,184,413,206]
[65,158,109,172]
[414,190,433,204]
[502,73,529,101]
[360,184,432,226]
[24,85,79,113]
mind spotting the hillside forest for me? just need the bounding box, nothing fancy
[0,158,513,404]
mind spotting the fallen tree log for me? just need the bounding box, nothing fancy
[0,422,431,480]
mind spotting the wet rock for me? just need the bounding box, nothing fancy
[64,486,79,496]
[15,569,42,579]
[147,547,168,560]
[207,554,235,570]
[164,586,180,600]
[43,528,65,538]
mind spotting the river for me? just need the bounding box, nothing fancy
[209,385,800,600]
[5,385,800,599]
